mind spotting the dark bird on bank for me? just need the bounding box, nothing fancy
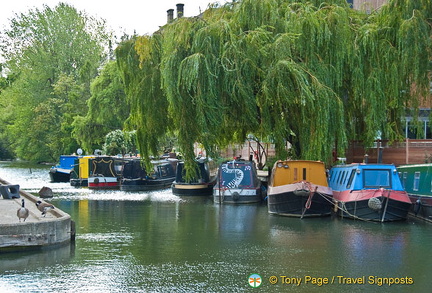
[17,198,29,222]
[36,200,55,217]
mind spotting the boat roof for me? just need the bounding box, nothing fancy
[397,163,432,169]
[331,163,396,169]
[276,160,323,163]
[220,160,255,166]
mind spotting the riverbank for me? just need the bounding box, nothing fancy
[0,177,75,252]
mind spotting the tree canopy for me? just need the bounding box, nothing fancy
[115,0,431,177]
[0,3,113,161]
[72,60,129,153]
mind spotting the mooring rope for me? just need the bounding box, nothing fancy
[314,190,377,222]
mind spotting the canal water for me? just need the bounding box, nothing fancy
[0,161,431,292]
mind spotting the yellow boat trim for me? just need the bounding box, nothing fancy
[174,184,209,189]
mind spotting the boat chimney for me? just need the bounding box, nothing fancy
[167,9,174,23]
[176,3,184,18]
[364,154,369,164]
[377,147,383,163]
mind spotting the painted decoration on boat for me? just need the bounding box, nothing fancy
[213,160,263,204]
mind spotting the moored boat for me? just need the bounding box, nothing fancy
[49,155,78,182]
[213,160,263,204]
[329,163,412,222]
[397,163,432,223]
[171,159,215,196]
[267,160,333,218]
[70,156,94,187]
[88,156,124,190]
[120,158,178,191]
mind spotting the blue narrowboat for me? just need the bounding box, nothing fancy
[329,163,412,222]
[397,163,432,223]
[49,155,78,182]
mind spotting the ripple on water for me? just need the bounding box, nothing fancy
[52,188,184,202]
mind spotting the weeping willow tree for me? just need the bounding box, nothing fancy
[116,0,431,179]
[116,34,171,170]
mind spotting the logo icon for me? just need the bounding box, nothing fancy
[249,274,262,288]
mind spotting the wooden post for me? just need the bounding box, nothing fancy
[406,138,409,165]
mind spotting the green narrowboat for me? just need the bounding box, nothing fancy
[397,164,432,222]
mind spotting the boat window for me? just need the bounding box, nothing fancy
[339,171,346,185]
[336,171,342,185]
[342,171,348,184]
[346,169,356,188]
[363,169,391,188]
[294,168,298,181]
[303,168,307,181]
[413,172,420,191]
[430,179,432,193]
[403,172,407,188]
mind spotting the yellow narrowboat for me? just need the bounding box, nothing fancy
[267,160,333,218]
[70,156,94,187]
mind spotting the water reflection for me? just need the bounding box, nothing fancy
[1,162,431,292]
[0,243,75,273]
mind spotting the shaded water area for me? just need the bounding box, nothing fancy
[0,161,431,292]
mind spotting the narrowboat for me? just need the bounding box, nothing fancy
[120,159,178,191]
[267,160,333,218]
[70,156,94,187]
[49,155,78,182]
[213,160,263,204]
[88,156,124,190]
[329,163,412,222]
[171,159,215,196]
[397,164,432,223]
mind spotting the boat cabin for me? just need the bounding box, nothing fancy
[270,160,328,187]
[329,163,404,192]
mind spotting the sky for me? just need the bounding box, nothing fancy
[0,0,228,37]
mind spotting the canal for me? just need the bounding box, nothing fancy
[0,161,431,292]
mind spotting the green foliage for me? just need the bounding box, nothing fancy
[116,34,170,168]
[0,3,112,162]
[72,61,129,154]
[112,0,431,176]
[103,129,137,156]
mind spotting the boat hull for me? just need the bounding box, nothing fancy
[49,168,71,183]
[88,177,120,190]
[120,178,175,191]
[70,179,88,187]
[267,182,333,217]
[334,189,411,222]
[213,188,262,204]
[172,183,214,196]
[408,195,432,223]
